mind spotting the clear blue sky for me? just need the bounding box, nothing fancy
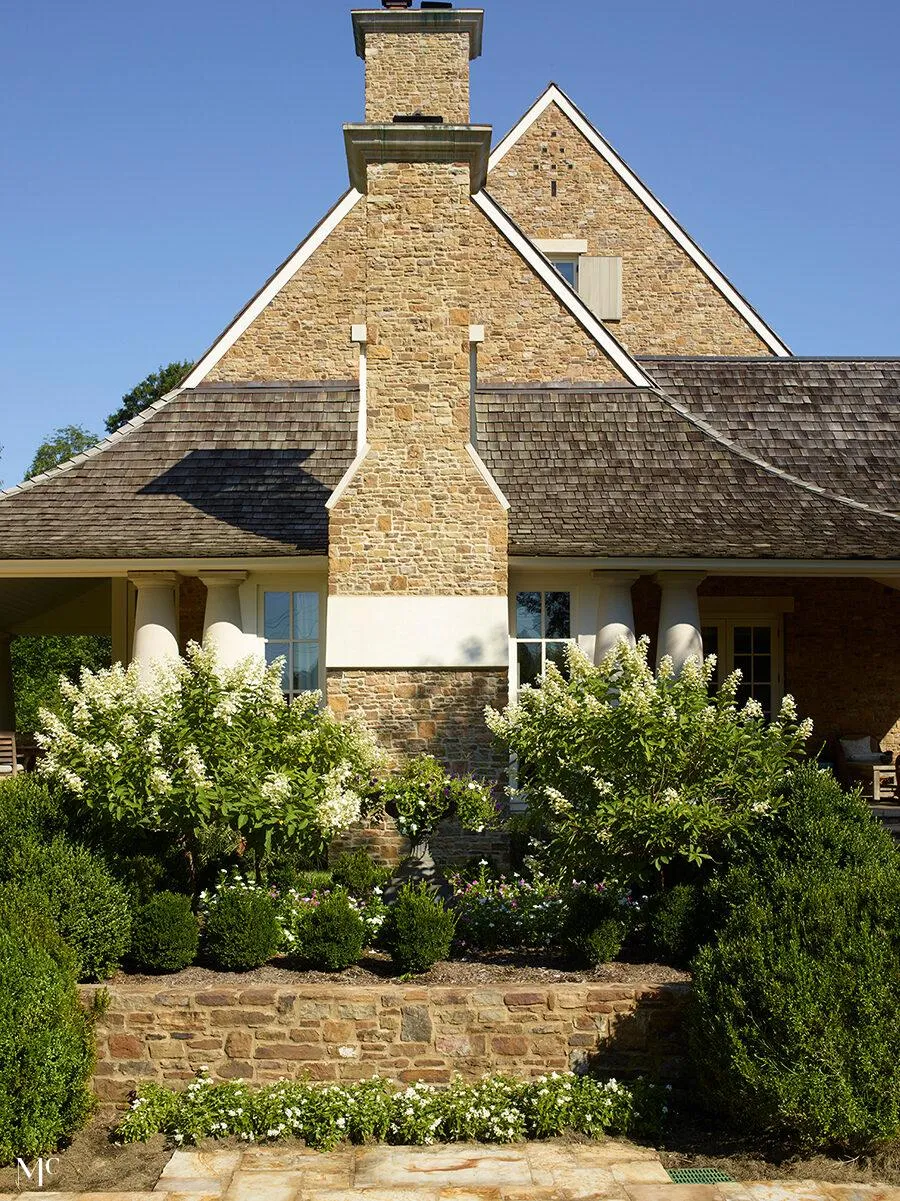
[1,0,898,487]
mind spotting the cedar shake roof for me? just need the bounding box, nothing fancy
[641,358,900,516]
[0,384,358,559]
[474,384,900,560]
[1,368,898,562]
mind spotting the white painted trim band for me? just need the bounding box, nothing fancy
[326,595,509,669]
[472,191,655,389]
[489,85,791,358]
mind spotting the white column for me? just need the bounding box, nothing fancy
[593,571,640,663]
[0,633,15,731]
[198,572,249,668]
[655,572,706,673]
[129,572,179,681]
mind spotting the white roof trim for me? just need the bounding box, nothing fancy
[181,189,364,391]
[326,444,370,511]
[466,443,510,511]
[472,191,655,389]
[489,85,791,358]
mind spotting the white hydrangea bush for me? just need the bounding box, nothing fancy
[37,642,381,877]
[486,637,814,883]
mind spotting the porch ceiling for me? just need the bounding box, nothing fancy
[0,578,111,635]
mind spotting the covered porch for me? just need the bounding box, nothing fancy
[510,559,900,802]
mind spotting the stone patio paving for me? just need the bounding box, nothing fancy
[6,1143,900,1201]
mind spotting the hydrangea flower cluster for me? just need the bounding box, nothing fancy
[486,637,814,883]
[36,643,380,879]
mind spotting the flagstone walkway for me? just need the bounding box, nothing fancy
[7,1142,900,1201]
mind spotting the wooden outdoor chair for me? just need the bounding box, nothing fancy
[0,731,18,777]
[835,734,896,799]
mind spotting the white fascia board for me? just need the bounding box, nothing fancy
[466,443,510,510]
[472,191,654,389]
[0,557,329,579]
[489,85,791,358]
[509,556,900,576]
[180,189,364,391]
[326,595,509,669]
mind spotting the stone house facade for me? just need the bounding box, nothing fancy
[0,4,897,777]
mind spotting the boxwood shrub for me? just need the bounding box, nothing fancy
[691,766,900,1150]
[300,889,366,972]
[384,883,455,974]
[203,887,280,972]
[0,920,95,1163]
[3,836,131,981]
[129,892,199,974]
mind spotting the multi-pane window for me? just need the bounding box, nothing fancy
[548,256,579,289]
[263,591,320,699]
[701,620,778,720]
[515,591,572,688]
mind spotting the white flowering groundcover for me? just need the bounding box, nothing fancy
[116,1068,670,1151]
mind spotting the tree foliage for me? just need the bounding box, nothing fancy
[105,360,193,433]
[11,635,111,736]
[26,424,99,479]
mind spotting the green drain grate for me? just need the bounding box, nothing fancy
[667,1168,735,1184]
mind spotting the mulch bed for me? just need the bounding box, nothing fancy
[656,1110,900,1187]
[113,950,690,989]
[0,1123,171,1195]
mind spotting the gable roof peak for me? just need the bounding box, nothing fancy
[488,83,791,359]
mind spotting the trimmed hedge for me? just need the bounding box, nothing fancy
[203,888,280,972]
[691,766,900,1150]
[384,883,455,974]
[300,889,366,972]
[3,837,131,981]
[0,921,95,1163]
[129,892,199,974]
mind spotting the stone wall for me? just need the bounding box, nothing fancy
[328,161,507,598]
[469,199,628,386]
[364,32,470,123]
[486,101,773,357]
[84,980,689,1102]
[327,668,508,776]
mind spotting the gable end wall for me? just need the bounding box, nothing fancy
[487,103,773,357]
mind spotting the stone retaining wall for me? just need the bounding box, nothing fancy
[83,980,689,1103]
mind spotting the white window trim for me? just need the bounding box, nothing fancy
[257,582,327,698]
[534,238,589,256]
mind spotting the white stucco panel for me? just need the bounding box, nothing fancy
[326,596,509,669]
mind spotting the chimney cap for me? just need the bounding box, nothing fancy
[352,9,483,60]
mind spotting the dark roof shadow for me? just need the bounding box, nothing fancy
[138,448,333,548]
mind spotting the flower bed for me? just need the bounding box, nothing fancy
[115,1068,669,1149]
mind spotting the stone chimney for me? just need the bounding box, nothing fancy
[326,7,509,773]
[352,6,483,123]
